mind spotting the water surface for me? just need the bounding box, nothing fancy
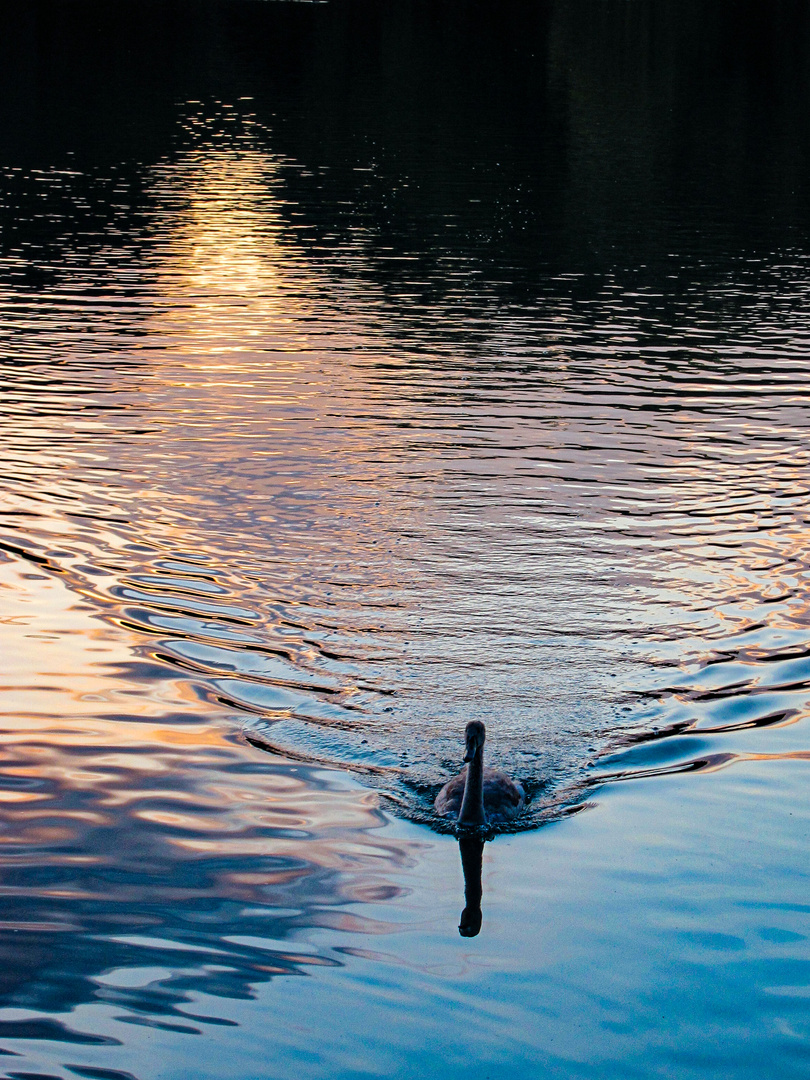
[1,2,810,1077]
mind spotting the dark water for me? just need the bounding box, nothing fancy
[1,2,810,1076]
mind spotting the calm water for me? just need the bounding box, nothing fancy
[1,2,810,1077]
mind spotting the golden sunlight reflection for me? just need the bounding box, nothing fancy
[146,144,320,355]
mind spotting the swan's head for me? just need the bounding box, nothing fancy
[463,720,486,763]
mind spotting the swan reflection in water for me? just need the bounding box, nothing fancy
[458,834,485,937]
[435,722,525,937]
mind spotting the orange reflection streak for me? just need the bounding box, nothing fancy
[147,146,321,355]
[0,135,419,835]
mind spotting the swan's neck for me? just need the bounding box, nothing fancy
[458,748,486,826]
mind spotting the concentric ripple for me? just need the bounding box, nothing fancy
[1,103,810,833]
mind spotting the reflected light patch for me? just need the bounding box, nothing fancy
[147,145,319,356]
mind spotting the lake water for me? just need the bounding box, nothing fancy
[1,2,810,1077]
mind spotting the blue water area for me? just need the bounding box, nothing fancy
[0,1,809,1076]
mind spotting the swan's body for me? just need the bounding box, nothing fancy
[434,721,525,826]
[434,766,524,823]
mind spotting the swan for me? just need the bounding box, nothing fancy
[434,720,525,826]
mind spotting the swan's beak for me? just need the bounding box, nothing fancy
[463,738,477,763]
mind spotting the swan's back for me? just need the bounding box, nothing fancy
[434,769,467,818]
[482,768,525,822]
[435,765,525,823]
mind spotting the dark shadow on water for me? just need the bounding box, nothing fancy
[3,0,810,284]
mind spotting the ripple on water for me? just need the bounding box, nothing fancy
[1,104,810,837]
[1,2,810,1074]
